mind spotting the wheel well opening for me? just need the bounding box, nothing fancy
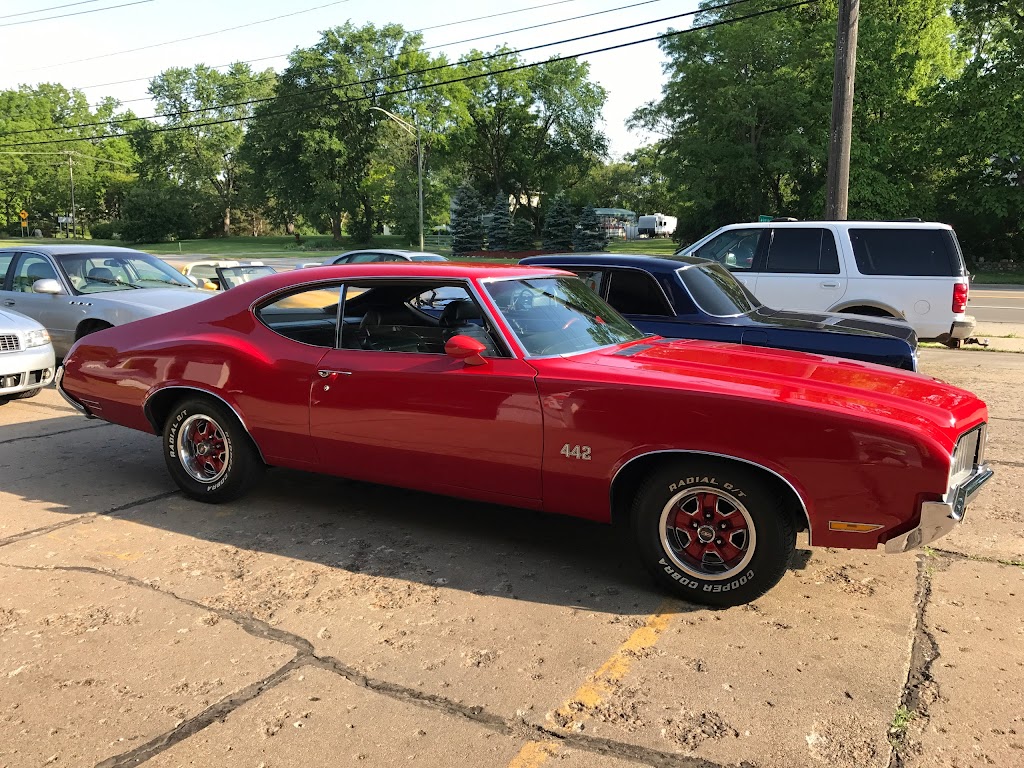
[75,319,112,340]
[839,305,895,318]
[144,388,192,433]
[610,452,809,534]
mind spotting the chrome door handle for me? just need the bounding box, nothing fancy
[317,369,352,377]
[2,300,14,306]
[820,281,840,288]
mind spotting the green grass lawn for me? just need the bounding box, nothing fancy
[0,234,417,259]
[971,270,1024,285]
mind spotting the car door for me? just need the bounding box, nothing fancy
[309,280,544,505]
[1,252,77,354]
[688,227,766,294]
[751,227,847,312]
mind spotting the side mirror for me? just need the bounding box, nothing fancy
[33,279,65,295]
[444,334,487,366]
[184,274,201,287]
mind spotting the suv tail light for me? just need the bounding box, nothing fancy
[952,283,968,314]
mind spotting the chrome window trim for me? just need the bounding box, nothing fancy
[254,276,514,358]
[143,385,266,464]
[611,449,813,545]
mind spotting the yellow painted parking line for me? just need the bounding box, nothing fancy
[507,598,679,767]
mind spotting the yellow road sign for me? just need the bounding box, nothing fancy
[19,209,28,220]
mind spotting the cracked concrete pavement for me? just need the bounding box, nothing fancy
[1,347,1022,768]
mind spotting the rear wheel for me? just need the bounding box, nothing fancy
[631,460,796,607]
[162,397,264,503]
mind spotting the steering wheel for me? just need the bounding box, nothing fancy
[510,288,534,312]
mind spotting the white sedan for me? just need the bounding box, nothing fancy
[0,308,55,403]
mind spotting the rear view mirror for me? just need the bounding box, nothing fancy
[444,334,487,366]
[33,279,65,295]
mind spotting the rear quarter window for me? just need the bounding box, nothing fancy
[850,229,962,276]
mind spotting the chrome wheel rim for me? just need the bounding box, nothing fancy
[659,486,756,581]
[176,414,229,484]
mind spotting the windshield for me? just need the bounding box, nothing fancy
[408,253,448,262]
[677,263,761,316]
[56,251,195,293]
[217,265,277,289]
[483,276,644,356]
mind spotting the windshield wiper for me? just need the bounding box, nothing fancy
[134,277,191,288]
[86,275,139,289]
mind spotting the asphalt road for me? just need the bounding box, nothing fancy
[1,350,1023,768]
[969,284,1024,324]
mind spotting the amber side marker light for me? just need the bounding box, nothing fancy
[829,521,885,533]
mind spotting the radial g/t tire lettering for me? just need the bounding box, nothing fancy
[631,460,796,607]
[162,397,264,503]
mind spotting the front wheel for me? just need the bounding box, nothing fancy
[631,461,796,607]
[162,397,264,503]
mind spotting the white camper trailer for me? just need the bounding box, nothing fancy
[637,213,678,238]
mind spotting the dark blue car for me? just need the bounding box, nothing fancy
[520,253,919,370]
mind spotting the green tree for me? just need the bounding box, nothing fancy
[449,52,608,226]
[573,205,608,252]
[508,215,536,251]
[487,190,511,250]
[136,63,275,237]
[450,184,484,255]
[542,193,574,250]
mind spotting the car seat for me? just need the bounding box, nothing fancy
[25,262,58,292]
[88,267,116,282]
[439,299,498,356]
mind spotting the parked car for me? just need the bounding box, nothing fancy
[323,249,448,265]
[0,308,55,403]
[57,263,992,607]
[675,220,974,343]
[214,265,278,290]
[638,213,677,238]
[0,245,215,358]
[181,260,266,290]
[520,253,920,370]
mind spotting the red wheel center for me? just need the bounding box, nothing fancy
[669,491,750,570]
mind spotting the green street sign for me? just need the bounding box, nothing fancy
[758,215,772,222]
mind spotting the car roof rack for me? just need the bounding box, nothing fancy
[888,217,923,222]
[770,217,799,222]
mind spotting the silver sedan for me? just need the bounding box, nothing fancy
[0,307,55,403]
[0,245,215,358]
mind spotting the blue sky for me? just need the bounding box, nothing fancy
[1,0,699,157]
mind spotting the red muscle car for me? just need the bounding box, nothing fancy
[57,263,992,606]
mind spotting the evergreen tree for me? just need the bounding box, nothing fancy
[509,216,536,251]
[450,184,485,255]
[542,193,575,250]
[488,190,511,251]
[573,205,608,252]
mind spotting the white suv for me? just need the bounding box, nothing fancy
[676,221,974,343]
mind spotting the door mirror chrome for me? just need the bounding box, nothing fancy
[33,279,65,295]
[444,334,487,366]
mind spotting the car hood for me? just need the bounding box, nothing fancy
[751,307,918,344]
[0,307,46,332]
[575,338,983,450]
[88,287,216,312]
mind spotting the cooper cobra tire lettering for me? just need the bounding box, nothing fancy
[636,462,795,607]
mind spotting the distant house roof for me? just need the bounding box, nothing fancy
[594,208,636,218]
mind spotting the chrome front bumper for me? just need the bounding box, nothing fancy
[884,464,993,553]
[55,366,94,418]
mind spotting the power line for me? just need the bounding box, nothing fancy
[5,3,739,138]
[0,0,154,28]
[19,0,351,72]
[72,0,591,91]
[7,0,107,19]
[100,0,672,108]
[0,0,819,149]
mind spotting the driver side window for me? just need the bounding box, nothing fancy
[11,254,58,293]
[695,229,764,272]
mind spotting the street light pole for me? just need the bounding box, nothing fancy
[370,106,424,251]
[68,153,76,239]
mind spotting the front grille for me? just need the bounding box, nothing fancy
[0,334,20,353]
[951,426,984,486]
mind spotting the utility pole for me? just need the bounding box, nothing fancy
[825,0,860,220]
[68,153,77,239]
[369,106,425,251]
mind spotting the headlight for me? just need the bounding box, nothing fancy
[24,328,50,348]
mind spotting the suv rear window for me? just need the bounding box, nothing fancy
[850,229,962,276]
